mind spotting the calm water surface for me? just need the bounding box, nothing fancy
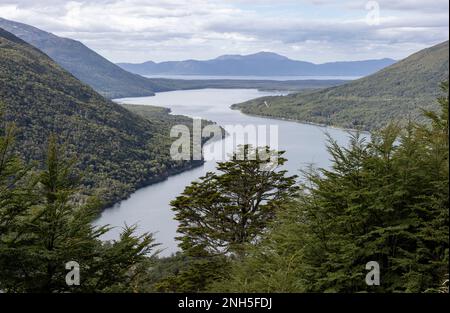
[144,74,360,81]
[95,89,353,256]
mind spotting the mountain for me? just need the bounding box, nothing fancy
[117,52,395,77]
[0,17,167,99]
[232,41,449,131]
[0,27,204,207]
[0,18,353,97]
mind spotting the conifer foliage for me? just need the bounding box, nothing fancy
[0,117,159,292]
[212,82,449,293]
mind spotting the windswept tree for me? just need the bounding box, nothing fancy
[158,145,297,292]
[172,145,298,257]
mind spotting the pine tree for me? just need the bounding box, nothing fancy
[215,82,449,293]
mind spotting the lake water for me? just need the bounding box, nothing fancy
[144,74,361,81]
[94,89,353,256]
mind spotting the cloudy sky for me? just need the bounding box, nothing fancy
[0,0,448,63]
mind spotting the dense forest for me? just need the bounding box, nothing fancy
[0,15,448,295]
[1,82,447,293]
[151,83,449,293]
[233,41,449,131]
[0,28,217,208]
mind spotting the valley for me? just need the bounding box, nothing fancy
[0,4,448,294]
[95,88,353,255]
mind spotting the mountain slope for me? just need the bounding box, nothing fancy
[0,18,354,96]
[117,52,395,77]
[233,41,449,131]
[0,27,202,206]
[0,17,167,98]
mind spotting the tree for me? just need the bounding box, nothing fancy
[172,145,298,257]
[159,145,298,292]
[0,113,37,291]
[215,82,449,293]
[0,127,160,292]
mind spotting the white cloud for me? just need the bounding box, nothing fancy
[0,0,448,63]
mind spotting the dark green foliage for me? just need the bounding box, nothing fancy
[0,29,203,207]
[126,251,230,293]
[154,254,230,293]
[233,41,449,131]
[214,83,449,293]
[0,115,36,291]
[160,146,298,292]
[0,125,159,292]
[172,145,298,256]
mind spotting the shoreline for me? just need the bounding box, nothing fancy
[102,89,368,213]
[100,128,225,212]
[231,107,371,135]
[100,159,205,211]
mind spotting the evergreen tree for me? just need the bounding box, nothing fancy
[0,113,37,291]
[172,145,298,257]
[214,83,449,293]
[0,124,160,292]
[159,145,298,292]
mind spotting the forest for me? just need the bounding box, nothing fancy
[0,28,217,209]
[233,41,449,131]
[1,82,447,293]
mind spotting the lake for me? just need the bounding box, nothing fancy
[144,74,361,81]
[94,88,353,256]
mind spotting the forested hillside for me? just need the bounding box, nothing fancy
[0,28,206,207]
[233,41,449,131]
[0,17,166,98]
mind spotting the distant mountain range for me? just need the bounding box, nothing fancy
[232,41,449,131]
[117,52,396,77]
[0,17,165,98]
[0,17,353,98]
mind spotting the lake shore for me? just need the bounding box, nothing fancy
[96,88,353,255]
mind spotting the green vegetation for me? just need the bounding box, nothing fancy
[233,41,449,131]
[147,83,448,293]
[211,82,449,292]
[155,146,298,292]
[0,28,207,208]
[0,128,159,292]
[172,146,298,256]
[1,66,447,292]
